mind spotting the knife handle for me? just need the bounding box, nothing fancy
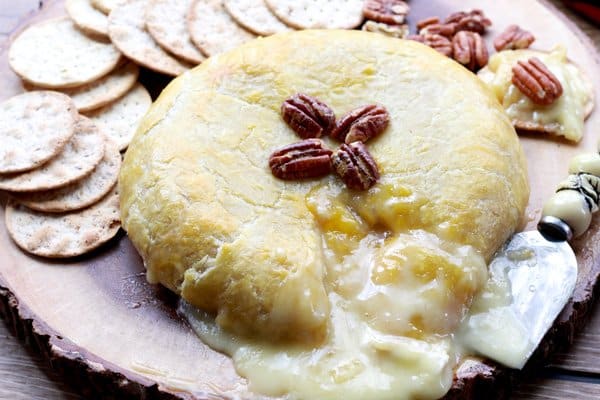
[538,152,600,242]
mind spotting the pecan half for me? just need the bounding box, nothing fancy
[363,0,410,25]
[408,33,453,57]
[445,9,492,34]
[362,20,409,39]
[419,22,456,38]
[452,31,489,71]
[493,24,535,51]
[332,142,380,190]
[511,57,563,105]
[331,104,390,144]
[281,93,336,139]
[269,139,332,180]
[416,16,440,31]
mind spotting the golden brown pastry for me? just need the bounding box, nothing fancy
[119,30,529,399]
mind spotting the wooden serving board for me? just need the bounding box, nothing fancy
[1,1,600,399]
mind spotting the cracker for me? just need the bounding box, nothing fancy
[145,0,206,64]
[5,187,121,258]
[66,0,109,37]
[8,17,122,89]
[0,91,78,174]
[188,0,256,57]
[85,83,152,151]
[223,0,292,36]
[91,0,124,14]
[26,62,140,113]
[11,139,121,213]
[264,0,364,29]
[108,0,191,76]
[0,117,106,192]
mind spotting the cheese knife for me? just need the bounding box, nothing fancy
[458,152,600,370]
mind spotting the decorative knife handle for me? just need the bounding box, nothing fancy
[538,152,600,242]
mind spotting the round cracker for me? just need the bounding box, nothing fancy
[11,139,121,213]
[66,0,109,37]
[91,0,124,14]
[85,83,152,151]
[5,187,121,258]
[224,0,292,36]
[188,0,256,57]
[0,91,78,174]
[9,17,122,89]
[108,0,191,76]
[145,0,206,64]
[26,62,140,113]
[264,0,364,29]
[0,117,106,192]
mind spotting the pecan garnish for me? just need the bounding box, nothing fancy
[362,20,409,39]
[419,22,456,38]
[416,16,440,31]
[281,93,336,139]
[363,0,410,25]
[493,25,535,51]
[445,9,492,34]
[331,142,380,190]
[331,104,390,144]
[511,57,563,105]
[408,33,453,58]
[452,31,489,71]
[269,139,332,180]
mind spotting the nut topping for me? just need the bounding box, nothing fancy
[445,9,492,34]
[363,0,410,25]
[331,142,380,190]
[419,23,456,38]
[416,16,441,31]
[281,93,336,139]
[269,139,333,180]
[452,31,489,71]
[493,24,535,51]
[512,57,563,105]
[408,33,453,57]
[331,104,390,144]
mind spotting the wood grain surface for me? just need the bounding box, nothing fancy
[1,1,600,399]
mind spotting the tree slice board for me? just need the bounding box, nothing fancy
[1,1,600,399]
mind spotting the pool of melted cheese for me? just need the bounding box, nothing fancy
[181,181,514,400]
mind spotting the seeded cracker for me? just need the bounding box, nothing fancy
[11,139,121,213]
[0,91,78,174]
[5,187,121,258]
[8,17,122,89]
[85,83,152,151]
[29,62,140,113]
[108,0,191,77]
[0,117,106,192]
[66,0,109,37]
[91,0,124,14]
[264,0,364,29]
[223,0,292,36]
[145,0,206,64]
[188,0,256,57]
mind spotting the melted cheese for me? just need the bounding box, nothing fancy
[478,47,593,142]
[180,181,520,400]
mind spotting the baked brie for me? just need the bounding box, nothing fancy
[478,47,594,142]
[119,30,529,399]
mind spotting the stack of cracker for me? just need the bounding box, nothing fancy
[0,91,124,258]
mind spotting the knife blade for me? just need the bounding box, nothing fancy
[457,152,600,370]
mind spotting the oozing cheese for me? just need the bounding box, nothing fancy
[478,47,593,142]
[180,181,519,400]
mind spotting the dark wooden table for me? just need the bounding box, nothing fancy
[0,0,599,399]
